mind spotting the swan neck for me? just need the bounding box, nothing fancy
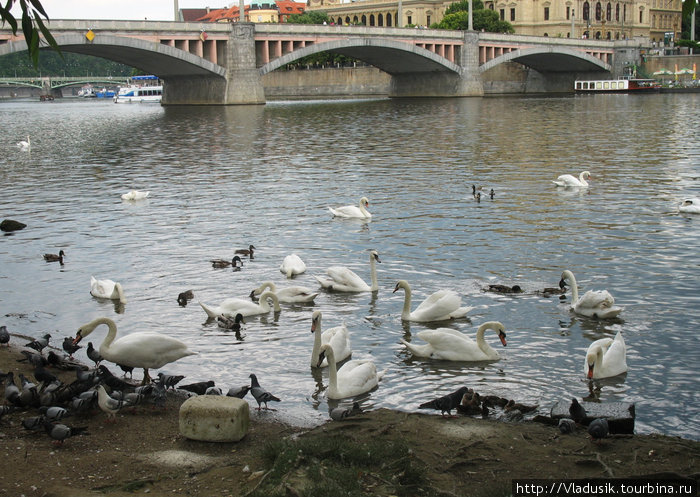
[115,283,126,304]
[400,282,412,319]
[475,324,489,352]
[567,272,579,302]
[91,317,117,356]
[325,347,338,392]
[259,292,280,311]
[369,255,378,291]
[311,318,322,366]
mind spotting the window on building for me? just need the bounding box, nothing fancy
[510,7,515,21]
[378,13,384,26]
[606,3,611,20]
[583,1,590,20]
[407,15,412,24]
[499,8,505,20]
[387,13,392,26]
[595,2,601,21]
[566,6,570,19]
[623,4,626,21]
[544,7,549,20]
[639,9,642,23]
[369,14,375,26]
[426,14,431,25]
[361,14,367,24]
[615,4,619,21]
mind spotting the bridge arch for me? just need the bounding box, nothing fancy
[259,38,462,76]
[479,46,610,74]
[0,34,226,79]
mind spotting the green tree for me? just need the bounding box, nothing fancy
[0,0,59,66]
[286,11,331,24]
[436,7,514,32]
[444,0,485,15]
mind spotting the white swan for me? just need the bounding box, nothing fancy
[250,281,318,303]
[328,196,372,219]
[315,250,380,292]
[280,254,307,278]
[74,317,196,383]
[584,331,628,379]
[552,171,591,187]
[121,190,150,200]
[310,310,352,367]
[679,197,700,214]
[90,276,127,304]
[199,291,281,319]
[393,280,473,322]
[317,344,382,399]
[400,321,507,361]
[559,270,622,319]
[17,136,30,151]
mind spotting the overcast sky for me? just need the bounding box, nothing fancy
[13,1,228,21]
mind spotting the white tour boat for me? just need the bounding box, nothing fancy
[114,75,163,104]
[574,78,660,93]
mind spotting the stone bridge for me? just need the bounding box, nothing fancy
[0,20,643,105]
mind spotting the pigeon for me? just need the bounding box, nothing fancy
[149,380,167,408]
[39,406,71,422]
[248,374,280,410]
[456,390,482,415]
[4,372,22,406]
[157,373,185,390]
[330,402,363,421]
[226,385,251,399]
[419,386,469,417]
[25,333,51,353]
[205,386,223,395]
[96,385,126,422]
[86,342,103,366]
[0,405,20,420]
[97,366,133,391]
[43,420,88,445]
[178,380,215,396]
[0,325,10,346]
[34,364,58,384]
[18,372,36,391]
[19,350,47,367]
[22,415,46,431]
[177,290,194,307]
[588,418,609,443]
[569,398,587,424]
[558,418,576,434]
[62,337,81,358]
[116,363,134,378]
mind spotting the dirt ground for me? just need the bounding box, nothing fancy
[1,337,698,497]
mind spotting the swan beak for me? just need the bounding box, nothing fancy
[72,332,83,346]
[249,290,256,298]
[310,321,317,333]
[392,284,399,293]
[498,331,507,347]
[587,364,594,379]
[317,350,326,367]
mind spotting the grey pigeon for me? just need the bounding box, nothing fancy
[588,418,609,442]
[0,405,20,420]
[330,402,363,421]
[205,386,223,395]
[419,386,469,417]
[34,364,58,384]
[97,365,132,390]
[62,337,81,358]
[558,418,576,434]
[149,380,167,408]
[96,385,126,422]
[4,372,22,406]
[226,385,250,399]
[20,349,47,367]
[569,398,587,424]
[249,374,280,410]
[22,415,46,431]
[86,342,103,366]
[39,406,71,422]
[43,420,88,444]
[157,373,185,390]
[25,333,51,352]
[0,325,10,347]
[178,380,214,395]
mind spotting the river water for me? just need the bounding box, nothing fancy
[1,94,698,439]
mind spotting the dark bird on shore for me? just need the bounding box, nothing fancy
[330,402,363,421]
[22,415,46,431]
[419,386,469,417]
[177,290,194,306]
[569,398,587,424]
[0,325,10,347]
[558,418,576,434]
[34,364,58,385]
[178,380,215,396]
[0,405,20,420]
[235,245,256,259]
[249,373,280,410]
[62,337,81,358]
[226,385,251,399]
[588,418,609,442]
[117,363,134,378]
[43,250,65,264]
[504,399,538,414]
[43,420,88,444]
[485,284,523,294]
[157,373,185,390]
[25,333,51,353]
[211,255,243,269]
[87,342,103,366]
[97,365,133,391]
[457,390,482,416]
[20,350,47,367]
[205,386,223,395]
[217,313,245,332]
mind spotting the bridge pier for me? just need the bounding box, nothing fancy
[389,32,483,98]
[163,23,265,105]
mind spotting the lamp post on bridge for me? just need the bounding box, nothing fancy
[469,0,473,30]
[571,9,575,38]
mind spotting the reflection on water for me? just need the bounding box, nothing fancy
[1,95,699,438]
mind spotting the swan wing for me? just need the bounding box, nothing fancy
[280,254,306,277]
[275,286,318,303]
[335,360,379,398]
[323,266,370,292]
[574,290,622,318]
[90,277,116,298]
[601,332,628,376]
[329,205,366,218]
[411,290,465,322]
[323,324,352,363]
[414,330,492,361]
[105,332,194,369]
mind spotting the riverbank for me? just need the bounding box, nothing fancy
[1,336,698,497]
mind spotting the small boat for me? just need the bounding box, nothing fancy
[78,85,97,98]
[114,75,162,104]
[574,78,660,93]
[96,88,116,98]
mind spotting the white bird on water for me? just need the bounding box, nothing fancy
[17,136,30,151]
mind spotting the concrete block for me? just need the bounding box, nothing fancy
[550,400,635,434]
[179,395,249,442]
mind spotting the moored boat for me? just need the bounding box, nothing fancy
[574,78,660,93]
[113,75,162,104]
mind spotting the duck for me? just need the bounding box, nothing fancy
[235,245,255,258]
[199,291,281,319]
[177,290,194,306]
[678,197,700,214]
[73,317,196,384]
[17,136,30,150]
[43,250,65,264]
[90,276,127,304]
[400,321,507,361]
[316,250,380,292]
[217,313,245,331]
[393,279,472,322]
[317,344,382,399]
[552,171,591,187]
[310,310,352,368]
[328,196,372,219]
[250,281,318,303]
[484,284,522,294]
[210,255,243,269]
[120,190,150,200]
[559,270,622,319]
[280,254,306,278]
[584,331,628,379]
